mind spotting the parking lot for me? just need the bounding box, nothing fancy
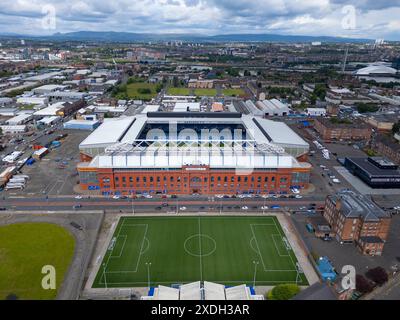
[299,128,365,193]
[3,130,90,197]
[291,212,400,277]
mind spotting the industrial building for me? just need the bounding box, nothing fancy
[63,119,101,131]
[6,113,33,125]
[78,112,311,195]
[343,157,400,188]
[256,99,291,116]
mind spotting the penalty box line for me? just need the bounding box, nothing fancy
[105,223,149,274]
[250,223,297,273]
[271,219,299,273]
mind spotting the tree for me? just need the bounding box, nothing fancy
[313,84,327,100]
[356,275,374,294]
[366,267,388,286]
[392,121,400,135]
[356,103,380,114]
[267,284,300,300]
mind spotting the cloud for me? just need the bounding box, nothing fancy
[0,0,398,40]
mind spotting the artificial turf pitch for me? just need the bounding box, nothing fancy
[93,216,308,288]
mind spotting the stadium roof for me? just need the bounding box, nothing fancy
[356,65,397,76]
[153,285,180,300]
[80,117,135,147]
[253,118,308,147]
[79,113,310,163]
[180,281,202,300]
[143,282,263,300]
[203,281,226,300]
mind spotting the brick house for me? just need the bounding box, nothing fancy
[323,190,391,256]
[371,134,400,165]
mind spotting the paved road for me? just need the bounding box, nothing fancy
[1,195,325,212]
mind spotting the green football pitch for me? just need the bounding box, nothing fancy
[93,216,308,288]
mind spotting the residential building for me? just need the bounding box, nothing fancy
[314,117,372,142]
[323,190,391,255]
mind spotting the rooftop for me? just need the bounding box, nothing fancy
[346,157,400,177]
[316,117,370,129]
[330,190,390,221]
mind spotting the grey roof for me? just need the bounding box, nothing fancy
[359,236,384,243]
[292,282,337,300]
[346,157,400,177]
[330,190,390,221]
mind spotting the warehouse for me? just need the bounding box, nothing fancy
[37,116,62,126]
[6,113,33,125]
[78,112,311,195]
[0,125,27,134]
[257,99,291,116]
[173,102,201,112]
[63,119,101,131]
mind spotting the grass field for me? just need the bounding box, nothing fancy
[194,88,217,96]
[0,223,75,300]
[93,216,307,288]
[125,82,158,100]
[167,87,192,96]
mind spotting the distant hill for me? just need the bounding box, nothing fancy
[0,31,373,43]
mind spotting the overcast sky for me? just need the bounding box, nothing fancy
[0,0,399,40]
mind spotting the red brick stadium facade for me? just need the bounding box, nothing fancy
[78,164,311,196]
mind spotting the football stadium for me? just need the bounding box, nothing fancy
[78,112,311,196]
[92,216,308,288]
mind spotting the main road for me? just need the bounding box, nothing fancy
[1,194,326,213]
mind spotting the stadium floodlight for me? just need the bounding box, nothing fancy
[145,262,152,290]
[252,261,259,288]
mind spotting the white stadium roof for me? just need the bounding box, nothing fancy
[142,282,264,300]
[79,113,310,169]
[356,65,397,76]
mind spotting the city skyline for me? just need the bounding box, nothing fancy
[0,0,399,41]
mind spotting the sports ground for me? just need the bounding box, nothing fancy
[93,216,308,288]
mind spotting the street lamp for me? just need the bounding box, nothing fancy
[145,262,152,290]
[252,261,259,288]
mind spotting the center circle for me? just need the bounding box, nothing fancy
[184,234,217,257]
